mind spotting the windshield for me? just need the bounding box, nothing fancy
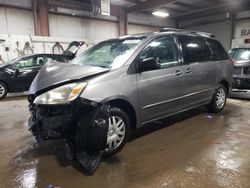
[7,58,20,64]
[0,57,19,67]
[71,38,144,68]
[229,48,250,61]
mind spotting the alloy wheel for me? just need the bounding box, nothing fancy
[0,84,6,98]
[216,88,226,109]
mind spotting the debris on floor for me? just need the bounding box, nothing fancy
[47,185,62,188]
[206,115,213,120]
[203,140,222,145]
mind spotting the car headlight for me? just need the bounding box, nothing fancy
[34,82,87,105]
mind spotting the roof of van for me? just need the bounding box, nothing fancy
[118,28,216,40]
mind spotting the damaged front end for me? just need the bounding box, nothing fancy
[233,63,250,89]
[233,66,250,89]
[28,95,109,174]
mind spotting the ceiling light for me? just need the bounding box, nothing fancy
[152,11,169,17]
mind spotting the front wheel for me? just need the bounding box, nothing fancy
[0,82,7,100]
[103,107,131,157]
[207,84,227,113]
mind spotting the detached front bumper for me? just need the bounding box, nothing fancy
[28,98,95,141]
[28,96,109,174]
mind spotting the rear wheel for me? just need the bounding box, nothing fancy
[207,84,227,113]
[103,107,131,157]
[0,82,7,100]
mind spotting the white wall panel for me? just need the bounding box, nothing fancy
[0,7,34,35]
[128,13,176,27]
[128,24,160,34]
[50,14,83,38]
[6,8,34,35]
[0,7,8,34]
[85,19,118,43]
[0,0,31,8]
[49,14,118,44]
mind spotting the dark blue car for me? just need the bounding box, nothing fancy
[0,41,84,99]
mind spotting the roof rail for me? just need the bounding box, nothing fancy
[159,28,184,32]
[190,31,216,38]
[159,28,216,38]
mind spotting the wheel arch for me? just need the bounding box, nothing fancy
[218,80,229,94]
[107,99,137,131]
[0,80,9,92]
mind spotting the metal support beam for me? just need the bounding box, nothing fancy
[48,0,91,11]
[231,14,236,48]
[39,0,50,36]
[48,0,121,17]
[175,0,250,21]
[173,2,200,10]
[119,10,127,36]
[163,7,185,13]
[123,0,138,4]
[126,0,177,12]
[32,0,39,35]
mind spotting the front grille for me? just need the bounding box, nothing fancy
[233,67,243,75]
[243,66,250,75]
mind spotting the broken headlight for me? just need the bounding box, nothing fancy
[34,82,87,105]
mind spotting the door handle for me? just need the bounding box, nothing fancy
[185,68,192,74]
[175,70,183,76]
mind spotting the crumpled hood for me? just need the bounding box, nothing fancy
[29,61,109,94]
[234,60,250,67]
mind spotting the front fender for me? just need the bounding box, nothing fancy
[76,103,109,175]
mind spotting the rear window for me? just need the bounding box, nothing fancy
[178,35,212,63]
[206,39,229,60]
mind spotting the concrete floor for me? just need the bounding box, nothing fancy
[0,96,250,188]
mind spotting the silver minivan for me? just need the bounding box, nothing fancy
[28,29,233,173]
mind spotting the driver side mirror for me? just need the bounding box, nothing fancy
[139,57,160,72]
[14,69,19,77]
[11,64,19,76]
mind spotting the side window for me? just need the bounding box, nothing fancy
[139,36,179,69]
[178,35,212,63]
[46,56,66,63]
[206,39,229,60]
[33,56,44,67]
[15,57,34,68]
[46,57,53,63]
[53,56,67,62]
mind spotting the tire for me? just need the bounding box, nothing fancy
[0,82,7,100]
[103,107,131,158]
[207,84,227,113]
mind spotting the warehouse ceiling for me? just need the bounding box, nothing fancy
[70,0,250,20]
[1,0,250,21]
